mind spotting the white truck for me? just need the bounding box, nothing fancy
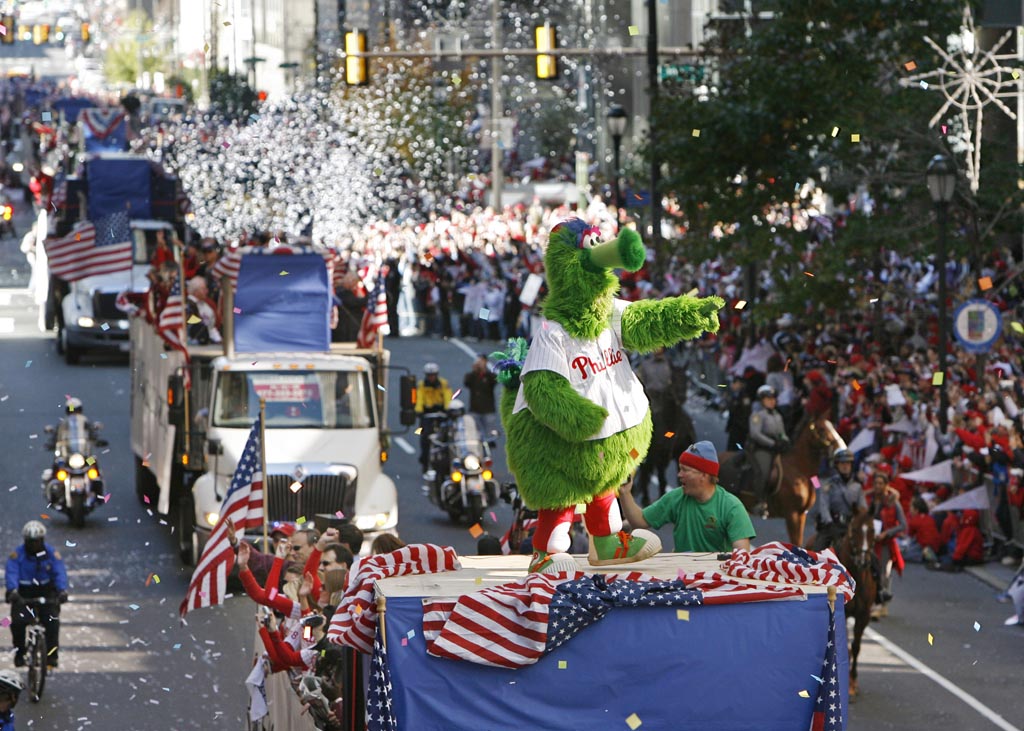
[129,251,415,564]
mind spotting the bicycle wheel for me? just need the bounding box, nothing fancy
[28,629,47,702]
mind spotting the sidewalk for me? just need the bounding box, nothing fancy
[965,557,1022,591]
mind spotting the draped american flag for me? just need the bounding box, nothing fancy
[43,212,133,282]
[208,247,336,287]
[326,544,461,654]
[717,542,855,603]
[180,416,264,618]
[356,272,389,348]
[810,602,843,731]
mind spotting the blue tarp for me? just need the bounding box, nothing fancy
[86,157,151,220]
[234,254,331,353]
[381,593,847,731]
[51,97,96,124]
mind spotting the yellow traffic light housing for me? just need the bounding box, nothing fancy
[535,23,557,80]
[0,16,15,45]
[345,30,368,86]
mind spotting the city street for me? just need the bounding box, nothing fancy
[0,265,1022,728]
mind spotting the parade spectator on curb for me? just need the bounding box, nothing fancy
[902,497,942,564]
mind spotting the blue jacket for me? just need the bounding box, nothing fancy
[5,543,68,595]
[0,708,14,731]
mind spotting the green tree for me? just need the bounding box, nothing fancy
[650,0,1022,316]
[103,11,166,85]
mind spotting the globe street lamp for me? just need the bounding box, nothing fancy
[926,153,956,432]
[606,104,628,210]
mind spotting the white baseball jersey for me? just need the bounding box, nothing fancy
[513,299,649,440]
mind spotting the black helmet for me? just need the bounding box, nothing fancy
[756,385,777,400]
[833,448,854,463]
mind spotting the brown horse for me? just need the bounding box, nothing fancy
[719,414,844,545]
[835,507,876,698]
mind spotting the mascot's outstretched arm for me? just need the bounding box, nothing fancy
[522,371,609,443]
[620,294,725,353]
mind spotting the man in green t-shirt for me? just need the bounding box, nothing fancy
[619,441,755,553]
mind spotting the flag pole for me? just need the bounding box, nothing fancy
[259,397,268,549]
[177,232,191,458]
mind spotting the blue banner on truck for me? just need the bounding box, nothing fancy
[234,253,332,352]
[86,157,152,221]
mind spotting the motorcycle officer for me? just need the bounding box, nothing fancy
[416,362,452,475]
[45,397,103,453]
[748,385,789,514]
[807,448,866,551]
[5,521,68,670]
[0,669,23,731]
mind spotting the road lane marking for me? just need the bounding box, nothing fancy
[393,436,416,455]
[865,626,1022,731]
[450,337,480,360]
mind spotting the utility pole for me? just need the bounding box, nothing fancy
[489,0,503,211]
[647,0,661,253]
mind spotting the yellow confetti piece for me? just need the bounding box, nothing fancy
[223,21,231,26]
[904,60,917,71]
[685,288,699,297]
[1011,322,1024,334]
[575,503,587,514]
[626,713,642,730]
[414,427,422,435]
[978,276,993,291]
[851,133,861,142]
[798,690,810,698]
[932,372,944,386]
[187,315,202,325]
[353,605,363,615]
[676,609,689,621]
[296,515,307,525]
[279,270,289,276]
[691,129,701,138]
[734,300,747,310]
[556,659,568,669]
[153,574,160,584]
[928,633,934,646]
[469,523,484,538]
[1013,70,1021,80]
[628,25,640,36]
[830,126,840,138]
[474,576,482,584]
[203,43,210,53]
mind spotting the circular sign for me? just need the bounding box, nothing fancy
[952,299,1002,353]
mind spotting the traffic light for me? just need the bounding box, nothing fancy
[80,22,90,43]
[535,23,557,80]
[1,15,14,44]
[344,30,368,86]
[32,23,49,45]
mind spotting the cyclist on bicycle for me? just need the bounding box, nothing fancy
[0,669,23,731]
[5,521,68,670]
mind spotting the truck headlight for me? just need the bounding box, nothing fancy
[77,316,95,328]
[205,512,219,526]
[355,512,391,530]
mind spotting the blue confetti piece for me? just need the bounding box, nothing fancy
[811,674,824,684]
[25,360,32,368]
[128,604,140,611]
[406,629,415,640]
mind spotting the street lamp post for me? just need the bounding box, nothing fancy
[926,153,956,432]
[606,104,628,210]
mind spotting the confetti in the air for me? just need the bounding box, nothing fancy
[978,276,993,291]
[932,372,944,386]
[831,126,840,137]
[626,713,643,730]
[851,133,861,142]
[468,523,484,538]
[676,609,689,621]
[628,25,640,36]
[734,300,747,310]
[558,660,568,669]
[928,633,934,646]
[973,621,981,631]
[904,60,917,71]
[691,129,701,138]
[798,690,810,698]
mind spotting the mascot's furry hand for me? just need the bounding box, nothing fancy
[619,293,726,353]
[523,370,609,442]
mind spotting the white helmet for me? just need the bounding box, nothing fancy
[22,520,47,539]
[424,362,439,375]
[66,396,83,414]
[0,668,24,703]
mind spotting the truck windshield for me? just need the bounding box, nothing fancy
[212,370,375,429]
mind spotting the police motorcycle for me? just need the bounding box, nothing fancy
[41,399,108,527]
[422,400,499,524]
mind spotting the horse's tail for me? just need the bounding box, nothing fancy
[491,337,528,427]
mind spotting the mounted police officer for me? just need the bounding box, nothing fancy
[748,384,789,514]
[5,521,68,670]
[807,448,866,551]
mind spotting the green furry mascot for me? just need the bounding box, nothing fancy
[499,219,724,572]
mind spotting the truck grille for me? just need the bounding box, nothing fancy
[93,292,124,320]
[265,472,357,523]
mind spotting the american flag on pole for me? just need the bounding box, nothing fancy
[156,276,191,389]
[366,622,397,731]
[356,272,389,348]
[180,416,264,619]
[810,601,843,731]
[49,171,67,210]
[43,212,133,282]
